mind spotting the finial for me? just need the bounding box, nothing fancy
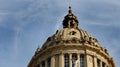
[69,6,71,10]
[69,6,72,14]
[36,45,41,52]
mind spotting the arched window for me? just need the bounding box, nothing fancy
[72,53,77,67]
[64,54,69,67]
[80,54,84,67]
[47,58,51,67]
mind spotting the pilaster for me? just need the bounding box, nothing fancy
[51,56,55,67]
[69,54,72,67]
[40,63,42,67]
[59,54,64,67]
[85,50,88,67]
[93,56,97,67]
[77,54,80,67]
[100,60,102,67]
[45,60,47,67]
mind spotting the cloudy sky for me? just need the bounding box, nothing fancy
[0,0,120,67]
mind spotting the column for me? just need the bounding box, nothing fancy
[59,54,64,67]
[45,60,48,67]
[51,56,55,67]
[100,60,102,67]
[40,63,42,67]
[69,54,72,67]
[77,54,80,67]
[93,56,97,67]
[85,54,88,67]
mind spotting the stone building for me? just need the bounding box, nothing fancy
[28,6,115,67]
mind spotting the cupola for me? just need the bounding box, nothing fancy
[63,6,79,29]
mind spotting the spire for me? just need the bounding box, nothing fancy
[62,6,79,29]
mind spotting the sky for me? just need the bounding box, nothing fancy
[0,0,120,67]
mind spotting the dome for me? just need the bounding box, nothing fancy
[28,6,115,67]
[41,7,101,50]
[41,28,101,50]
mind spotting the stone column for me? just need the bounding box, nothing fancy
[59,54,64,67]
[85,54,88,67]
[40,63,42,67]
[45,60,47,67]
[51,56,55,67]
[94,56,97,67]
[100,60,102,67]
[77,54,80,67]
[69,54,72,67]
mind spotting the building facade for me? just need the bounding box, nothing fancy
[28,7,115,67]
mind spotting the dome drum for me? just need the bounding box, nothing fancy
[28,43,115,67]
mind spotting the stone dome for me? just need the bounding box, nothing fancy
[41,28,102,50]
[41,7,102,50]
[28,6,115,67]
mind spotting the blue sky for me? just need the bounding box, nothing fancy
[0,0,120,67]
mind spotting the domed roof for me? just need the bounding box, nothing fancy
[40,6,101,50]
[28,6,115,67]
[41,28,101,50]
